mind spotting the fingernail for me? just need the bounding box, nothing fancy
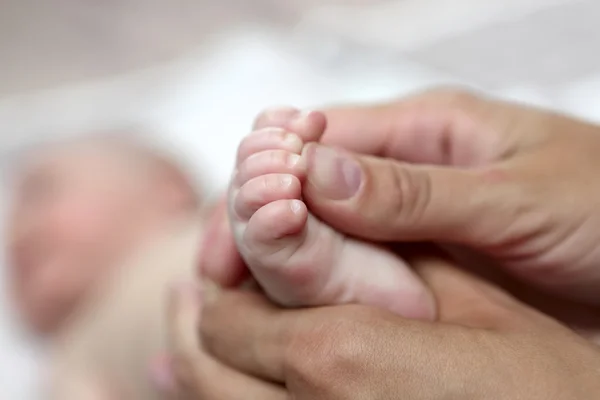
[287,153,302,168]
[290,199,304,214]
[282,132,303,153]
[149,354,176,392]
[203,280,221,305]
[305,144,362,200]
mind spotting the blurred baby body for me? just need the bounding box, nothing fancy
[6,116,438,398]
[53,216,204,400]
[6,135,203,399]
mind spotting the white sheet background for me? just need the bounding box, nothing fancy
[2,1,600,398]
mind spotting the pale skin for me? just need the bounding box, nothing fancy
[8,138,198,334]
[7,137,200,399]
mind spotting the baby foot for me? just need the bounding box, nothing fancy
[228,111,435,319]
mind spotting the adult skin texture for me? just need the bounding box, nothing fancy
[200,89,600,337]
[168,249,600,399]
[154,89,600,398]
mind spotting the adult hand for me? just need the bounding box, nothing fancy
[168,252,600,399]
[201,88,600,305]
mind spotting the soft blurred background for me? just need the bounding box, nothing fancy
[2,0,600,398]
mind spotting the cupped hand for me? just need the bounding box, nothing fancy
[202,89,600,305]
[169,250,600,399]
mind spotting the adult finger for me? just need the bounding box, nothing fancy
[320,88,506,166]
[197,254,539,387]
[400,246,545,328]
[198,197,248,287]
[199,283,300,383]
[301,143,523,245]
[252,91,501,166]
[164,281,285,399]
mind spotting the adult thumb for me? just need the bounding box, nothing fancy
[302,143,515,247]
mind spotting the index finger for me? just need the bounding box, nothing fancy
[321,88,502,167]
[166,281,286,400]
[199,284,300,383]
[402,245,548,329]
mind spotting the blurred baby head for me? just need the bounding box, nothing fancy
[7,135,200,335]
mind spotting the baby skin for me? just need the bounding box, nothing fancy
[7,136,202,400]
[229,110,435,319]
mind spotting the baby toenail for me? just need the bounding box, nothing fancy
[307,144,362,200]
[289,199,303,214]
[279,175,294,188]
[287,154,301,168]
[283,132,303,152]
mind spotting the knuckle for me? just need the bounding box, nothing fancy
[383,162,433,229]
[477,169,544,238]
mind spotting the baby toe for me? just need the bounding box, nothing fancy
[233,174,301,221]
[236,128,303,165]
[252,108,327,144]
[243,199,308,254]
[234,149,303,188]
[288,110,327,143]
